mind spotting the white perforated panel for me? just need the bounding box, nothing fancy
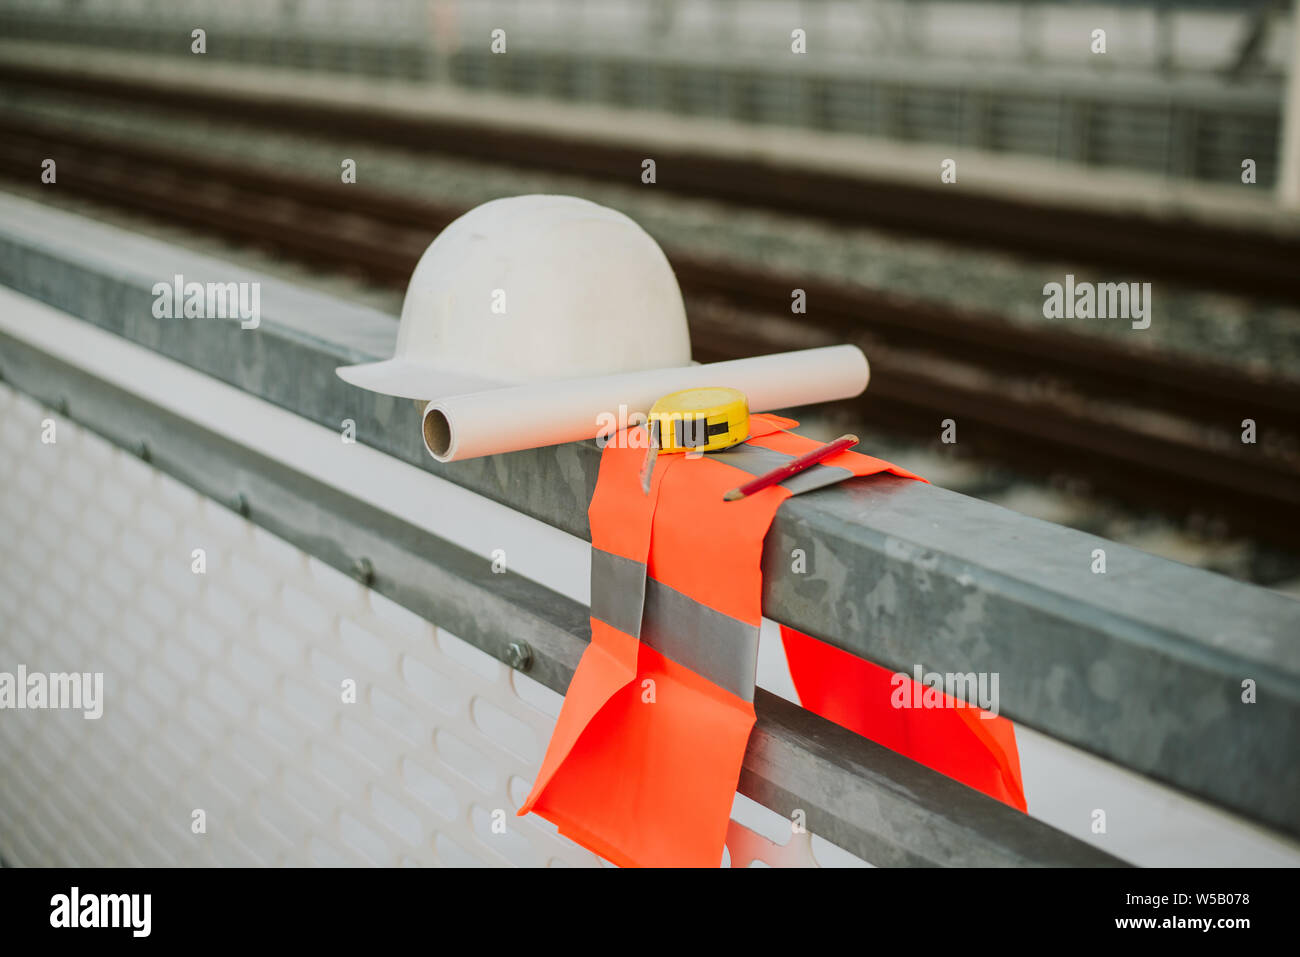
[0,382,856,867]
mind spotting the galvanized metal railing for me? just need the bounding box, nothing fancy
[1,194,1297,865]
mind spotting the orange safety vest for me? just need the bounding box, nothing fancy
[519,413,1021,866]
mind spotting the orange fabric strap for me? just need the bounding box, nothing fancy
[779,625,1027,812]
[519,415,971,866]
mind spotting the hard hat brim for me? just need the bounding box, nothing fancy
[335,358,507,401]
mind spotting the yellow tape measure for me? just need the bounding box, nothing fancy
[640,387,749,493]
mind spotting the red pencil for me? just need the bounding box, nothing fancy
[723,434,859,501]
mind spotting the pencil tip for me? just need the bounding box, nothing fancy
[723,490,742,501]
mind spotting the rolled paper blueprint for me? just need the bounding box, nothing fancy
[422,345,869,462]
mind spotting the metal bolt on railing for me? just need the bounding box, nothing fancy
[505,641,533,673]
[350,557,375,587]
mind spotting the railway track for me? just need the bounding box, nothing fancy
[3,116,1300,547]
[2,60,1300,302]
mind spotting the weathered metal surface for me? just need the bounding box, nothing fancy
[0,194,1296,839]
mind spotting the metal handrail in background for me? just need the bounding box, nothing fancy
[0,3,1284,185]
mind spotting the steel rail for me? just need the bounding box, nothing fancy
[1,59,1298,300]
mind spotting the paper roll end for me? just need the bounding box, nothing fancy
[422,405,454,462]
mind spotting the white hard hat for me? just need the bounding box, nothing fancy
[336,194,693,400]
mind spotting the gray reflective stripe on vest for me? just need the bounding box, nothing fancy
[590,548,758,701]
[590,548,647,639]
[641,578,758,702]
[710,443,854,497]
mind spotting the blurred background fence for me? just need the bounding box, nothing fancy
[0,0,1292,185]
